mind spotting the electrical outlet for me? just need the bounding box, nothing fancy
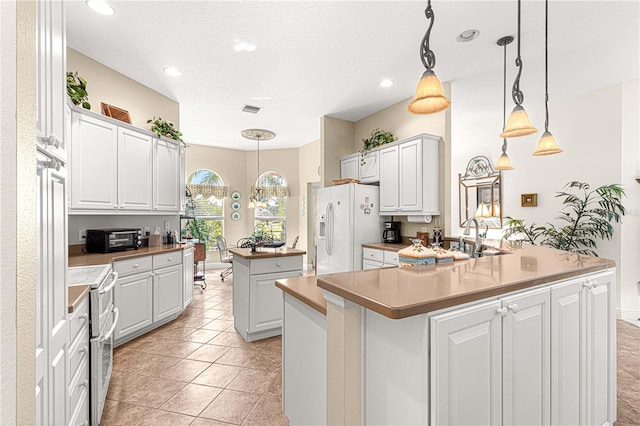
[144,227,150,235]
[164,221,170,231]
[79,230,86,241]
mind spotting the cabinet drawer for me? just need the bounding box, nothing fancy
[363,248,384,262]
[114,256,152,277]
[68,295,88,343]
[69,386,89,426]
[68,325,89,385]
[68,360,88,418]
[249,256,302,275]
[383,250,399,266]
[153,251,182,269]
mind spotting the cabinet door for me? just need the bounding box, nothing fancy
[501,287,551,426]
[430,300,503,426]
[114,272,153,341]
[70,113,118,210]
[379,145,399,212]
[340,155,359,180]
[153,139,180,211]
[398,139,422,211]
[550,278,585,426]
[179,146,186,214]
[118,127,153,210]
[154,265,183,322]
[249,270,302,334]
[183,248,194,308]
[362,259,383,270]
[359,150,379,183]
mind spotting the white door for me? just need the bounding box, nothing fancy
[249,270,301,334]
[114,272,153,341]
[430,300,503,426]
[501,287,551,426]
[153,265,183,322]
[379,145,399,212]
[359,150,379,183]
[183,248,194,308]
[118,127,153,210]
[153,138,180,211]
[398,139,422,211]
[340,155,359,180]
[70,113,118,210]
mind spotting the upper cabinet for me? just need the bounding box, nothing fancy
[69,108,184,214]
[340,154,359,181]
[340,151,380,183]
[36,0,67,162]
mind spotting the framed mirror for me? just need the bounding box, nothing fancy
[459,156,502,228]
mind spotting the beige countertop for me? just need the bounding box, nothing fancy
[68,285,89,313]
[276,276,327,316]
[229,247,306,260]
[69,243,193,267]
[317,242,614,319]
[362,242,408,252]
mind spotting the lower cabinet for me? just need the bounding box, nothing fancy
[114,272,153,341]
[154,264,183,322]
[67,294,89,426]
[362,247,399,269]
[183,247,194,308]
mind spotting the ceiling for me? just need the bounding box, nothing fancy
[66,1,639,151]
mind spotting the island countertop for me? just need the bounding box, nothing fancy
[317,242,614,319]
[229,247,306,259]
[68,243,193,267]
[276,276,327,315]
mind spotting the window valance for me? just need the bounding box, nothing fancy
[251,186,290,198]
[187,183,229,199]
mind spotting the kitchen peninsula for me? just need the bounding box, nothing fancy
[229,247,306,342]
[280,243,616,425]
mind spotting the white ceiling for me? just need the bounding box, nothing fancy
[66,1,639,151]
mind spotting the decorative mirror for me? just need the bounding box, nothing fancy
[459,156,502,228]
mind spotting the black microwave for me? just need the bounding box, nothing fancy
[86,228,142,253]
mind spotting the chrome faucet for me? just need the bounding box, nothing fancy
[463,218,483,257]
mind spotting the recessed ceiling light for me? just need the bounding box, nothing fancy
[249,97,272,101]
[233,40,257,52]
[378,79,394,88]
[85,0,114,16]
[456,29,480,43]
[163,67,182,77]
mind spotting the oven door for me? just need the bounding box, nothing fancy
[91,306,119,426]
[90,270,117,338]
[108,231,137,251]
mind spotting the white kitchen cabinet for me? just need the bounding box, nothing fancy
[154,264,184,322]
[153,138,181,211]
[67,296,89,426]
[179,145,187,214]
[359,150,379,183]
[113,272,153,341]
[250,271,301,334]
[183,247,195,308]
[379,145,399,212]
[398,139,422,211]
[362,247,399,269]
[363,259,383,270]
[118,126,154,210]
[340,154,359,181]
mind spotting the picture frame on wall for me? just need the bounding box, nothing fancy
[521,193,538,207]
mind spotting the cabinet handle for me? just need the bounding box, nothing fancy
[133,264,139,268]
[37,158,61,171]
[79,379,88,389]
[496,307,508,317]
[79,345,88,354]
[168,258,172,262]
[507,303,519,313]
[38,134,61,148]
[583,281,596,289]
[276,262,281,267]
[79,313,88,322]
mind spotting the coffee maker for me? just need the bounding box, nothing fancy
[382,221,402,244]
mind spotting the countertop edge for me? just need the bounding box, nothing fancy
[229,247,306,259]
[276,277,327,316]
[68,285,90,313]
[69,243,193,267]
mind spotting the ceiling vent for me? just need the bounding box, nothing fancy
[242,104,261,114]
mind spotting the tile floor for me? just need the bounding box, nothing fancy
[616,320,640,425]
[102,270,288,426]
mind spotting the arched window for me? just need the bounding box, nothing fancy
[186,169,227,245]
[253,171,289,242]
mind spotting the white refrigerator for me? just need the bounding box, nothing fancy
[317,183,386,275]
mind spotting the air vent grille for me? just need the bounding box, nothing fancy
[242,104,261,114]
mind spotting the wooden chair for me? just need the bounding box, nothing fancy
[193,242,207,291]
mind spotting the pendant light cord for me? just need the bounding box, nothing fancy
[544,0,549,131]
[420,0,436,71]
[511,0,524,106]
[502,39,508,153]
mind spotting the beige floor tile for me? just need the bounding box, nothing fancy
[152,325,201,340]
[121,376,188,408]
[199,309,227,319]
[227,368,277,394]
[135,338,204,359]
[177,316,216,329]
[160,383,223,416]
[242,393,289,426]
[201,319,235,331]
[187,343,231,362]
[192,363,243,388]
[100,400,155,426]
[190,418,236,426]
[183,328,222,344]
[215,347,258,368]
[182,306,212,317]
[267,371,282,396]
[157,358,213,382]
[199,389,260,424]
[136,409,195,426]
[208,331,246,347]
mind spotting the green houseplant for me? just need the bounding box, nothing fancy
[360,128,396,165]
[66,71,91,109]
[503,181,626,256]
[147,116,183,142]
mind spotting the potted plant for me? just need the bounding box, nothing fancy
[66,71,91,109]
[503,181,626,256]
[147,116,183,142]
[360,128,396,165]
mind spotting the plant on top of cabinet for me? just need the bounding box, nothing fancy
[66,71,91,109]
[503,181,626,256]
[360,128,396,165]
[147,116,183,142]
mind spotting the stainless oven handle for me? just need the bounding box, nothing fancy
[100,308,119,343]
[99,271,119,294]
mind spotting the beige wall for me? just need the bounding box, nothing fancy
[321,116,355,187]
[298,139,321,266]
[67,48,179,132]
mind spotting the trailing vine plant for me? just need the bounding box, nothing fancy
[66,71,91,109]
[360,128,396,165]
[147,116,183,142]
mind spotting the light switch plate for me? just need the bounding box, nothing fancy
[79,230,86,241]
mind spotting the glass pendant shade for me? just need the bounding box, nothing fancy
[408,70,451,114]
[248,200,256,209]
[495,152,514,170]
[500,105,537,138]
[475,202,492,218]
[533,130,563,156]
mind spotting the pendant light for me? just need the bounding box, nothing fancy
[407,0,451,114]
[495,36,515,170]
[533,0,563,156]
[241,129,276,209]
[500,0,537,138]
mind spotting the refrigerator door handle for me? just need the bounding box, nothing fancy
[327,202,334,256]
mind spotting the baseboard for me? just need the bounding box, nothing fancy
[304,263,314,271]
[617,308,640,321]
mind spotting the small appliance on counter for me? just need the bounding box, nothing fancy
[382,221,402,243]
[86,228,142,253]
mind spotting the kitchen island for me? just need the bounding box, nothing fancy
[281,242,616,425]
[229,247,306,342]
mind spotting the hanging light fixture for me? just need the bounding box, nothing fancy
[407,0,451,114]
[495,35,515,170]
[241,129,276,209]
[501,0,537,138]
[533,0,563,156]
[475,202,492,219]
